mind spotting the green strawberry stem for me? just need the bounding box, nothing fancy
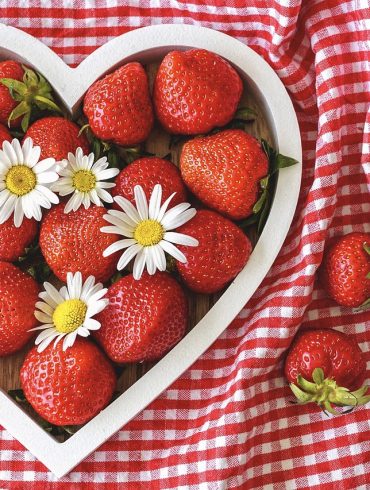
[0,66,63,131]
[252,140,298,235]
[290,367,370,415]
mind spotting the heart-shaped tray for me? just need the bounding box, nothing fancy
[0,23,302,477]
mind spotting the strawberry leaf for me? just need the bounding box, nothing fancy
[261,139,298,175]
[363,243,370,255]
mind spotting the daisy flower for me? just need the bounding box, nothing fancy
[0,138,59,227]
[53,147,119,213]
[101,184,199,280]
[31,271,109,352]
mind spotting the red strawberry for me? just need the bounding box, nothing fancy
[39,203,119,283]
[20,338,116,426]
[153,49,243,134]
[285,329,370,414]
[83,62,154,146]
[112,157,187,208]
[320,232,370,308]
[0,123,12,145]
[24,117,89,161]
[0,60,24,127]
[180,129,268,220]
[0,63,62,131]
[0,262,39,356]
[0,217,38,262]
[176,209,252,294]
[95,272,187,363]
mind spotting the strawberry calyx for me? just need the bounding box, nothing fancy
[239,140,298,234]
[0,65,63,131]
[290,368,370,415]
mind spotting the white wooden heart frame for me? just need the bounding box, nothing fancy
[0,24,302,477]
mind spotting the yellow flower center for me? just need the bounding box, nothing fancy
[5,165,37,196]
[134,219,164,246]
[52,299,87,334]
[72,170,96,193]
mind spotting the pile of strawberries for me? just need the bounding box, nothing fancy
[0,49,368,431]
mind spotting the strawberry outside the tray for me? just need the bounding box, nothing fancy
[285,329,370,414]
[320,232,370,308]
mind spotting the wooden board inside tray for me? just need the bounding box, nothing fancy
[0,62,273,406]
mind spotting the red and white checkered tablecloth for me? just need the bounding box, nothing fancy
[0,1,369,489]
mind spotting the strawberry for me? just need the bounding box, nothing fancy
[320,232,370,308]
[153,49,243,134]
[20,338,116,426]
[0,60,24,127]
[83,62,154,146]
[39,203,119,283]
[0,62,62,131]
[180,129,268,220]
[0,262,39,356]
[0,123,12,145]
[24,116,89,161]
[176,209,252,294]
[285,329,370,414]
[0,216,38,262]
[94,272,187,363]
[112,157,187,208]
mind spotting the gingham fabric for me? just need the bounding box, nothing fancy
[0,1,369,489]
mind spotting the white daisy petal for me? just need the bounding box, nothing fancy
[146,249,157,276]
[38,332,62,353]
[161,202,191,228]
[0,189,11,208]
[101,225,134,237]
[84,318,101,331]
[164,232,199,246]
[163,208,197,230]
[35,327,57,344]
[89,188,101,206]
[151,244,167,271]
[95,187,114,203]
[102,214,135,235]
[35,184,59,204]
[29,323,54,332]
[86,299,108,317]
[3,140,18,164]
[12,139,24,164]
[105,209,138,227]
[96,168,120,180]
[97,181,116,189]
[103,238,136,257]
[157,192,176,222]
[35,311,53,323]
[36,171,59,184]
[14,197,24,228]
[114,196,140,223]
[134,185,149,220]
[159,240,187,263]
[39,291,58,309]
[76,326,90,337]
[117,243,142,270]
[33,158,56,174]
[44,282,65,305]
[35,301,54,316]
[27,145,42,168]
[21,138,32,162]
[80,276,96,301]
[132,247,147,280]
[148,184,162,220]
[0,194,16,224]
